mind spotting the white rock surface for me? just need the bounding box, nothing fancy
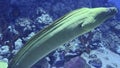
[36,14,53,24]
[81,47,120,68]
[8,25,19,34]
[16,18,31,27]
[12,49,19,55]
[0,45,9,55]
[22,32,35,41]
[15,38,23,50]
[115,24,120,30]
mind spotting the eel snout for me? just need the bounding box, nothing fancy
[107,7,118,15]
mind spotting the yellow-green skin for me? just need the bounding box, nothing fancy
[8,7,117,68]
[0,61,8,68]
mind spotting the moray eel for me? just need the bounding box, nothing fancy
[8,7,117,68]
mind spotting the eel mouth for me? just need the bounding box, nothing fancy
[107,7,118,15]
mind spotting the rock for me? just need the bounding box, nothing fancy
[32,58,51,68]
[15,18,33,32]
[12,49,19,55]
[54,60,65,67]
[106,65,115,68]
[89,54,97,59]
[64,56,90,68]
[115,24,120,30]
[88,59,102,68]
[81,47,120,68]
[8,25,19,34]
[36,14,53,24]
[22,32,35,41]
[14,38,23,50]
[0,45,10,55]
[0,56,3,60]
[15,18,32,27]
[92,30,102,42]
[116,45,120,54]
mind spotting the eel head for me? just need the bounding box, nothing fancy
[81,7,118,31]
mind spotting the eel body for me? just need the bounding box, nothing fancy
[8,7,117,68]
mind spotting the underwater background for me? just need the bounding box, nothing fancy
[0,0,120,68]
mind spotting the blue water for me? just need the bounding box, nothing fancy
[108,0,120,8]
[0,0,120,68]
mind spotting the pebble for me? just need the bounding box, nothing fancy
[0,45,10,55]
[106,65,115,68]
[89,54,97,58]
[15,38,23,50]
[115,24,120,30]
[88,58,102,68]
[12,49,19,55]
[36,14,53,24]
